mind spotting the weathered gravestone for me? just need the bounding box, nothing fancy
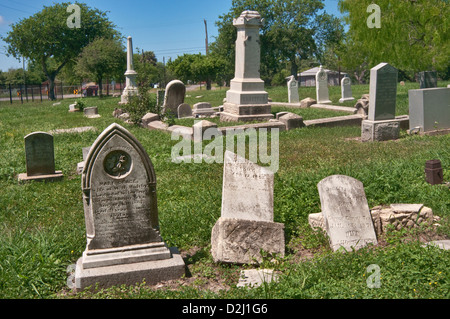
[211,151,285,264]
[162,80,186,116]
[220,11,274,122]
[418,71,437,89]
[84,107,100,118]
[362,62,400,142]
[18,132,63,182]
[73,123,185,290]
[339,75,355,103]
[315,65,332,104]
[317,175,377,252]
[177,103,193,118]
[287,75,299,104]
[408,87,450,133]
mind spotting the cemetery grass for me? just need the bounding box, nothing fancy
[0,82,448,299]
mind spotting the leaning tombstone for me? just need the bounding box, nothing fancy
[361,62,400,142]
[18,132,63,182]
[162,80,186,116]
[317,175,378,252]
[72,123,185,291]
[315,65,332,104]
[418,71,437,89]
[211,151,285,264]
[287,75,300,104]
[339,75,355,103]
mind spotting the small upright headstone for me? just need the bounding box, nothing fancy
[339,75,355,103]
[418,71,437,89]
[211,151,285,264]
[287,75,299,104]
[73,123,185,291]
[18,132,63,182]
[177,103,193,118]
[318,175,377,252]
[84,107,100,118]
[315,65,332,104]
[362,62,400,142]
[162,80,186,116]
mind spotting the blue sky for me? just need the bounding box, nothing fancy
[0,0,343,72]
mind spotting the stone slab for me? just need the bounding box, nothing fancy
[18,171,63,183]
[73,247,185,291]
[423,240,450,250]
[211,217,285,264]
[310,104,358,114]
[304,114,365,128]
[237,269,279,288]
[361,119,400,142]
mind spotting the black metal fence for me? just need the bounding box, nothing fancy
[0,82,126,105]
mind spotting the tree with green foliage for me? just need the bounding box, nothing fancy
[338,0,450,80]
[2,2,121,100]
[211,0,344,83]
[75,38,126,96]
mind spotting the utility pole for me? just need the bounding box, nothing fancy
[204,19,211,90]
[204,19,209,55]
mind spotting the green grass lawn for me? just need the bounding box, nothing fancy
[0,82,449,299]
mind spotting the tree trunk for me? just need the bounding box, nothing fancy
[290,58,298,80]
[98,77,103,96]
[48,75,56,100]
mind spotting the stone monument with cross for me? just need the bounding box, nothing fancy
[220,11,274,122]
[120,36,138,105]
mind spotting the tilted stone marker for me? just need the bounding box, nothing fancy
[73,123,185,290]
[287,75,299,104]
[317,175,377,252]
[18,132,63,182]
[408,87,450,133]
[418,71,437,89]
[362,62,400,142]
[162,80,186,116]
[339,75,355,103]
[315,65,332,104]
[211,151,284,264]
[220,11,274,122]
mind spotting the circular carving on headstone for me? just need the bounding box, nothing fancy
[104,150,132,178]
[319,71,327,81]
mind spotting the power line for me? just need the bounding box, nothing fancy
[0,3,33,15]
